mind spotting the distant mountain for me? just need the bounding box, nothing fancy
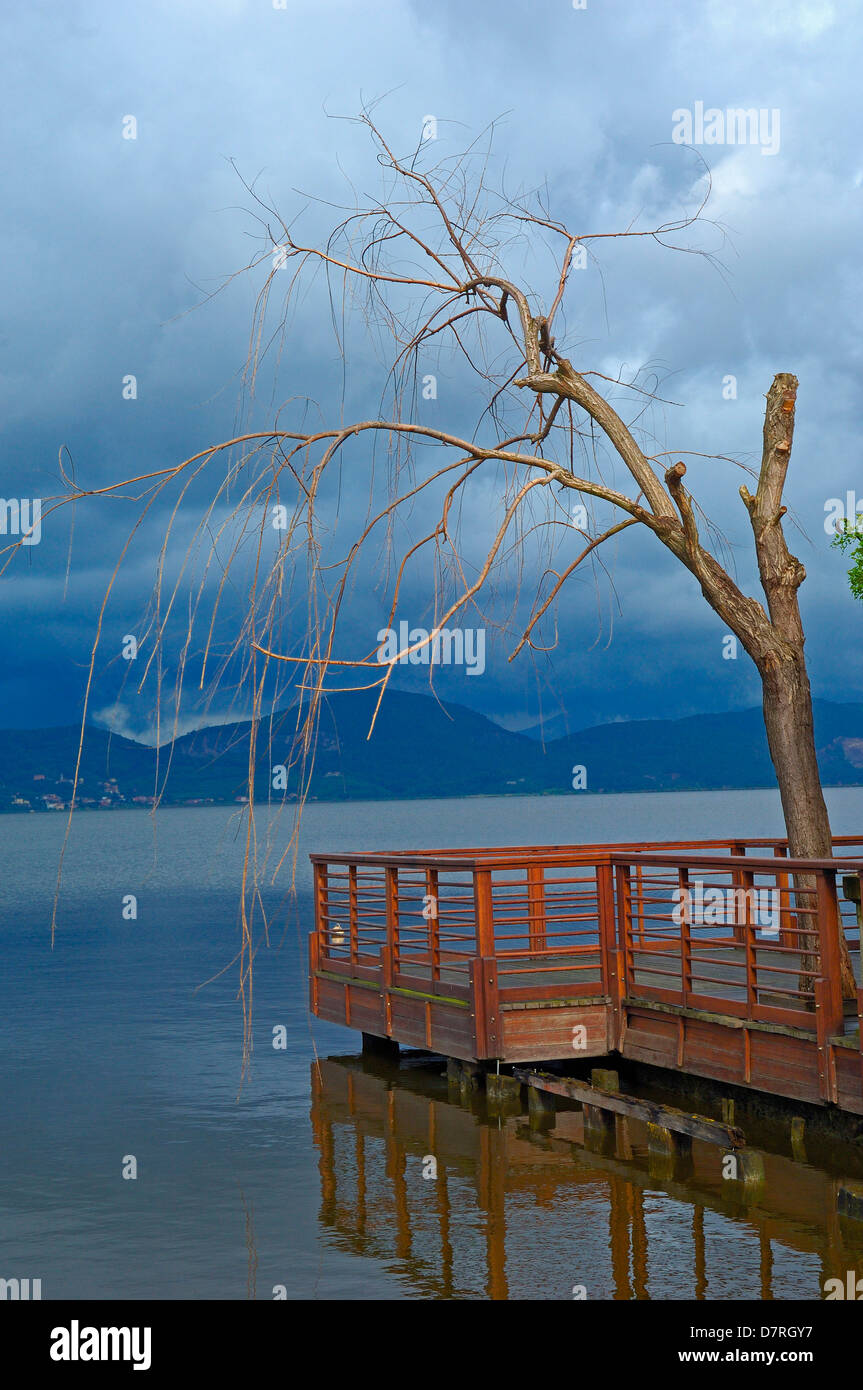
[546,700,863,793]
[169,690,544,800]
[548,707,777,793]
[3,694,863,810]
[507,709,576,743]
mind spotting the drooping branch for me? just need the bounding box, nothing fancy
[509,518,639,660]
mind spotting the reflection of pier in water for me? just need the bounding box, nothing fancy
[311,1054,863,1300]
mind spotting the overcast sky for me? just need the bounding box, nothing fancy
[2,0,861,741]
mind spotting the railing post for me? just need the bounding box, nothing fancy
[815,871,844,1102]
[816,871,844,1023]
[679,866,691,1010]
[384,865,399,988]
[740,867,756,1020]
[426,867,440,983]
[471,867,496,1061]
[314,862,329,960]
[596,860,616,991]
[474,867,495,958]
[615,862,634,998]
[730,842,747,945]
[348,863,358,965]
[527,863,546,955]
[598,860,624,1049]
[774,845,796,949]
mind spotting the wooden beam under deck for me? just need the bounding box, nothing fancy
[512,1069,746,1148]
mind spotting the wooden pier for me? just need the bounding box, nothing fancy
[309,835,863,1116]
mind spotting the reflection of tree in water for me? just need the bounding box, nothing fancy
[310,1054,863,1300]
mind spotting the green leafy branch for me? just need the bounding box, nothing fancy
[832,517,863,601]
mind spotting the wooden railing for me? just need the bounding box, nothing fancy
[310,836,862,1066]
[610,851,860,1032]
[311,842,676,1004]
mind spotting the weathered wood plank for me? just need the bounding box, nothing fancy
[512,1069,746,1148]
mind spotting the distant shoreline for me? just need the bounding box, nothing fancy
[6,781,863,816]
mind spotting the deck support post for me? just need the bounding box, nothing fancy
[837,1182,863,1223]
[527,1083,555,1130]
[362,1032,399,1060]
[446,1057,484,1102]
[722,1147,765,1191]
[790,1116,807,1162]
[591,1068,619,1091]
[486,1073,523,1114]
[584,1068,618,1147]
[459,1060,484,1103]
[582,1105,616,1152]
[645,1126,693,1183]
[646,1123,694,1180]
[647,1122,693,1159]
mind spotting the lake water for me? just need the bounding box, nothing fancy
[4,787,863,1300]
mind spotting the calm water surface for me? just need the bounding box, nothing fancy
[4,788,863,1300]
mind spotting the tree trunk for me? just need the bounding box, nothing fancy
[760,655,831,859]
[731,374,856,1002]
[760,652,857,999]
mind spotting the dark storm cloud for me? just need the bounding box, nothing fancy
[2,0,861,736]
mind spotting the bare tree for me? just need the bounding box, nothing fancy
[37,113,853,1061]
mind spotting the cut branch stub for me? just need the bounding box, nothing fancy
[743,373,807,641]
